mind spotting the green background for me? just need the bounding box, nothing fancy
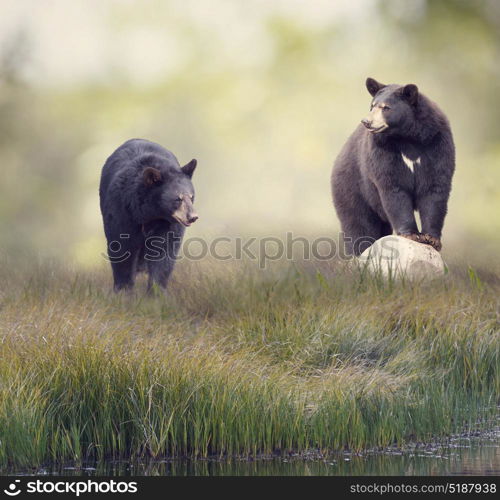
[0,0,498,265]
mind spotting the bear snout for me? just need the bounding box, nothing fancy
[172,197,199,227]
[187,213,199,224]
[361,118,372,129]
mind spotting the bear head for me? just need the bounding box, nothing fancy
[362,77,419,136]
[140,159,198,227]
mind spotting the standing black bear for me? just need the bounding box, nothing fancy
[99,138,198,292]
[331,78,455,256]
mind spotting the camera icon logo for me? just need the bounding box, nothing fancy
[3,480,21,496]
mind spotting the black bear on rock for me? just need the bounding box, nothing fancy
[331,78,455,256]
[99,139,198,292]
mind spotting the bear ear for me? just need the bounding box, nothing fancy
[402,84,418,105]
[143,167,162,186]
[181,159,197,179]
[366,77,385,97]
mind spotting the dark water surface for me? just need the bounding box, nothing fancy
[7,432,499,477]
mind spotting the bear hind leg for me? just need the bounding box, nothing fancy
[341,217,388,257]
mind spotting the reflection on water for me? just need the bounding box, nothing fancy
[8,434,500,477]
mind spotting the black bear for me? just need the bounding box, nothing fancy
[331,78,455,256]
[99,138,198,292]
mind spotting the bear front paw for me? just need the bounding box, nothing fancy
[398,232,422,243]
[421,234,442,252]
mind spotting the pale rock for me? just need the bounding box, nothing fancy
[358,235,445,279]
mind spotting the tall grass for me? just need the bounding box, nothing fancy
[0,255,498,468]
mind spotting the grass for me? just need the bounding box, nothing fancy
[0,253,498,469]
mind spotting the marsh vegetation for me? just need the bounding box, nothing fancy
[0,256,498,469]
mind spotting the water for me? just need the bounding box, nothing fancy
[8,432,500,476]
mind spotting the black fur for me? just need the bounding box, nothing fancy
[99,138,198,292]
[331,78,455,255]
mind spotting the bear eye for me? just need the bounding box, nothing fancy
[382,105,391,110]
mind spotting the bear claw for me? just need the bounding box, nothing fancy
[420,234,442,252]
[398,232,442,251]
[398,232,422,243]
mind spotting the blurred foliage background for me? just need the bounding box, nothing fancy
[0,0,499,266]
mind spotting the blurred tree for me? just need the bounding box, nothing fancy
[0,31,91,257]
[0,1,498,261]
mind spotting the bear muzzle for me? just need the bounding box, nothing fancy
[172,195,199,227]
[362,107,389,133]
